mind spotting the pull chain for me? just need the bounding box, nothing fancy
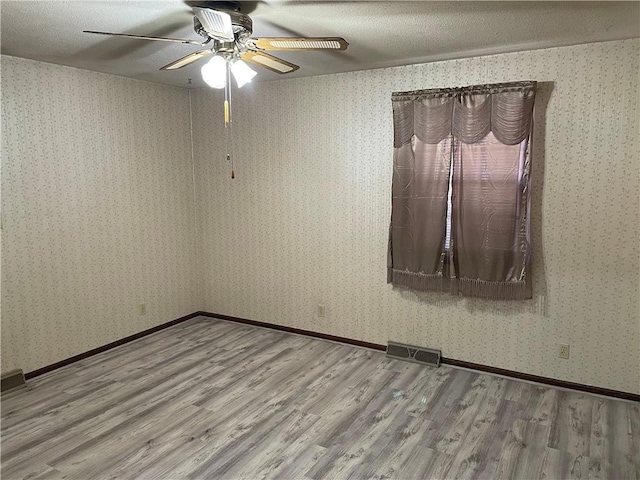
[224,59,235,179]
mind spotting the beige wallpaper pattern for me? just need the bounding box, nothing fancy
[1,56,200,373]
[2,40,638,394]
[192,39,640,394]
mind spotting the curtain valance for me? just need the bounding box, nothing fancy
[392,81,536,146]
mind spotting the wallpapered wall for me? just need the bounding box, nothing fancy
[2,40,638,394]
[192,39,640,394]
[1,56,200,373]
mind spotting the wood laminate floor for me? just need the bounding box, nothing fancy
[1,316,639,480]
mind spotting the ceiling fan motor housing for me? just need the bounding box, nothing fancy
[227,10,252,38]
[193,7,253,41]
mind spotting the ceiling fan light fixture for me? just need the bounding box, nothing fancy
[230,59,257,88]
[201,55,227,89]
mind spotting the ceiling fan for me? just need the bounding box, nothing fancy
[84,0,349,87]
[85,1,347,179]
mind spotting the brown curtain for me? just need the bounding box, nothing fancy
[388,81,536,300]
[388,95,453,291]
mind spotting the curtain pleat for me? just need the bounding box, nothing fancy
[392,100,414,148]
[388,81,536,299]
[414,97,454,144]
[491,90,536,145]
[452,94,491,144]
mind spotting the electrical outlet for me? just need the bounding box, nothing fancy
[139,303,146,316]
[317,304,326,318]
[559,344,570,359]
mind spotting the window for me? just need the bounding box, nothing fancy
[388,82,536,300]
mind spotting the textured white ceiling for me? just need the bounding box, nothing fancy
[1,1,639,89]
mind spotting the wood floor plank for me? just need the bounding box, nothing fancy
[528,386,560,426]
[271,444,327,480]
[217,409,321,479]
[2,316,638,480]
[91,406,217,480]
[351,412,435,479]
[548,390,593,457]
[185,403,300,478]
[51,404,205,479]
[1,431,93,479]
[395,445,454,480]
[3,462,61,480]
[194,339,334,412]
[304,387,411,479]
[1,380,128,462]
[588,398,639,479]
[304,366,399,451]
[427,376,486,456]
[3,353,227,463]
[475,400,530,478]
[492,419,547,479]
[1,376,124,432]
[30,465,65,480]
[406,368,474,420]
[121,409,223,480]
[589,398,614,479]
[539,447,590,479]
[629,402,640,475]
[296,349,384,415]
[444,396,513,478]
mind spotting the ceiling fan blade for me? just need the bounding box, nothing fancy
[250,37,348,51]
[83,30,206,46]
[241,51,299,74]
[160,50,213,70]
[192,7,234,42]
